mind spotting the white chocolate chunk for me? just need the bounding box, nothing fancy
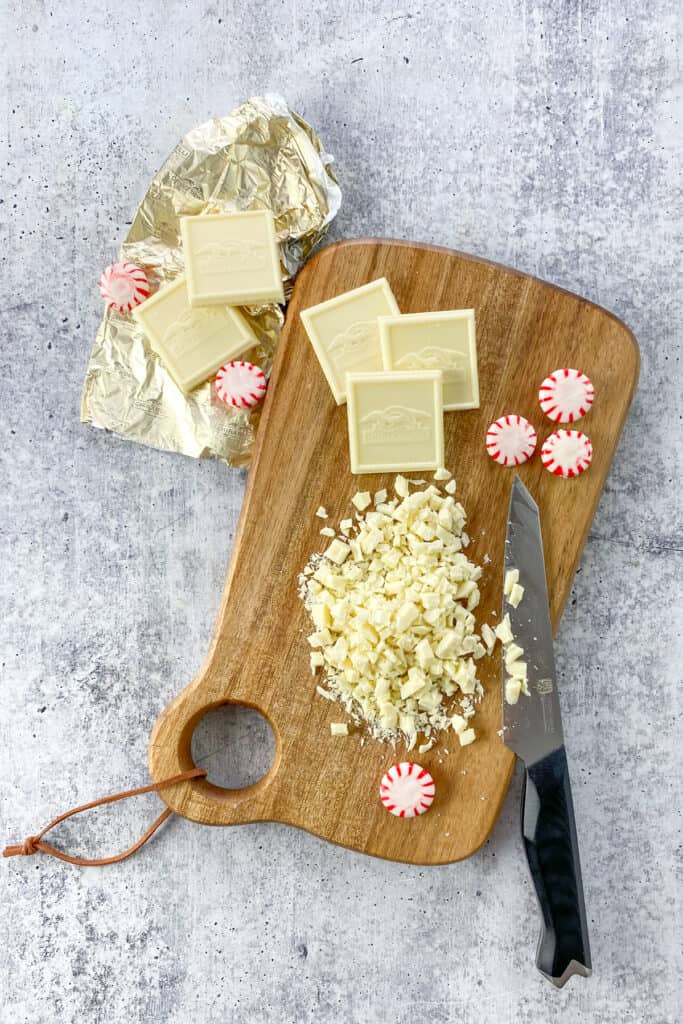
[324,539,351,565]
[300,279,400,404]
[481,623,496,653]
[396,602,420,631]
[458,728,476,746]
[433,467,452,481]
[504,643,524,667]
[330,722,349,736]
[494,614,514,646]
[394,474,410,498]
[504,568,519,596]
[445,479,456,495]
[508,659,527,680]
[351,491,372,511]
[379,309,478,411]
[315,506,328,519]
[320,526,335,537]
[505,678,522,704]
[374,488,387,505]
[508,583,525,608]
[414,638,435,669]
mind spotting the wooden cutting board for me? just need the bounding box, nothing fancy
[149,239,638,865]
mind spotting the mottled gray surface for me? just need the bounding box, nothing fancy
[1,1,681,1021]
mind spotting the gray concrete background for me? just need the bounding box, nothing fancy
[1,1,681,1022]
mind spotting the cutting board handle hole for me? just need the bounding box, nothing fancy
[190,704,276,790]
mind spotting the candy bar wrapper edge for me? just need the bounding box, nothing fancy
[81,94,341,467]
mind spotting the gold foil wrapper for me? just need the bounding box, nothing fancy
[81,95,341,466]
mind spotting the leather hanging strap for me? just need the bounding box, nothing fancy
[3,767,207,866]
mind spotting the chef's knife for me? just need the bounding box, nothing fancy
[502,476,591,987]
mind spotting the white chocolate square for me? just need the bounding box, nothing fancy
[346,371,444,474]
[379,309,479,411]
[180,211,284,307]
[133,275,257,393]
[300,278,400,404]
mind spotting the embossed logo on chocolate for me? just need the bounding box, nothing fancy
[328,321,377,366]
[360,406,432,446]
[163,307,227,355]
[196,241,267,275]
[395,346,466,380]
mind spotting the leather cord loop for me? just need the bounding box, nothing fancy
[3,767,207,866]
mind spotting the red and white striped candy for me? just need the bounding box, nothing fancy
[541,429,592,478]
[486,415,537,467]
[379,762,435,818]
[215,361,267,409]
[538,368,594,423]
[99,262,149,312]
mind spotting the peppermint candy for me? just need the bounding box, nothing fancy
[379,762,435,818]
[215,361,267,410]
[538,367,594,424]
[541,429,593,478]
[486,415,537,467]
[99,262,149,312]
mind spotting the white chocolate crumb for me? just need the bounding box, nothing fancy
[330,722,349,736]
[315,506,328,518]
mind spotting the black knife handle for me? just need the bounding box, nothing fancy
[521,745,592,987]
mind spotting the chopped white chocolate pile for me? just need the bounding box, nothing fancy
[299,476,489,749]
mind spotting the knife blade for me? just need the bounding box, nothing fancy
[502,476,592,988]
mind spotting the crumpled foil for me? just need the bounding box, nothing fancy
[81,95,341,466]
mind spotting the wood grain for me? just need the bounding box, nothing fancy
[148,239,639,865]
